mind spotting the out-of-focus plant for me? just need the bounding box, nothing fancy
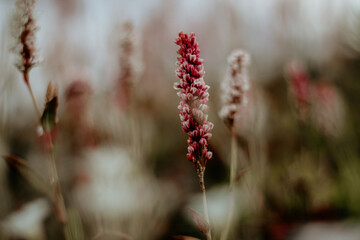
[286,61,346,138]
[219,49,250,240]
[11,0,40,116]
[311,82,346,138]
[1,198,50,240]
[286,61,312,123]
[9,0,67,224]
[115,21,144,111]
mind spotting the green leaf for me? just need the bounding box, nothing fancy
[65,208,85,240]
[41,96,58,132]
[4,155,52,197]
[187,207,209,234]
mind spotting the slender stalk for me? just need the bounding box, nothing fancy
[247,134,261,214]
[198,169,212,240]
[230,132,238,188]
[221,131,238,240]
[24,76,41,118]
[24,72,67,223]
[129,95,141,163]
[50,151,67,223]
[49,150,59,184]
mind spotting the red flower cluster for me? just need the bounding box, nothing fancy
[174,32,213,167]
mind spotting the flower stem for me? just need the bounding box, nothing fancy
[230,131,238,188]
[24,73,67,223]
[221,131,238,240]
[25,78,41,119]
[198,169,212,240]
[50,150,67,223]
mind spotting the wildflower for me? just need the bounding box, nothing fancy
[174,31,213,240]
[219,50,251,128]
[286,61,312,121]
[174,32,214,171]
[63,80,96,150]
[311,82,345,138]
[218,50,251,240]
[286,62,345,137]
[11,0,39,83]
[115,21,143,109]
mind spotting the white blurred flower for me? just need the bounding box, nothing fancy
[188,182,258,239]
[73,146,179,240]
[1,198,50,240]
[292,222,360,240]
[219,49,251,128]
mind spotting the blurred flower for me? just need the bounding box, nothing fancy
[286,61,312,121]
[174,32,213,170]
[61,80,96,151]
[73,146,179,240]
[311,82,346,138]
[115,21,144,109]
[65,80,92,117]
[11,0,39,83]
[1,198,50,240]
[286,61,346,137]
[219,49,251,128]
[292,222,360,240]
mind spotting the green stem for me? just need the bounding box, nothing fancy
[25,80,41,119]
[230,132,238,189]
[221,132,238,240]
[198,168,212,240]
[50,150,67,223]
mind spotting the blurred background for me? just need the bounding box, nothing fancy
[1,0,360,239]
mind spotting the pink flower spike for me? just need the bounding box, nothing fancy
[174,32,213,168]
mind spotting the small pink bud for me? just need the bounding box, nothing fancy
[204,133,212,140]
[199,138,207,146]
[192,142,199,150]
[205,151,213,159]
[188,146,195,153]
[174,82,181,90]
